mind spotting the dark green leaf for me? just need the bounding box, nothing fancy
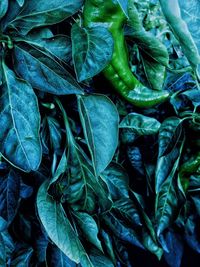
[0,230,14,266]
[100,230,116,264]
[128,1,168,90]
[141,55,166,91]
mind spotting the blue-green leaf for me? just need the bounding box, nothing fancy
[14,44,83,95]
[0,63,41,172]
[0,0,8,19]
[6,0,83,35]
[78,94,119,176]
[71,24,113,82]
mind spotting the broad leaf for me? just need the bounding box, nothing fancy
[6,0,84,35]
[49,100,112,212]
[14,43,83,95]
[141,55,166,91]
[17,34,72,64]
[120,112,161,136]
[72,24,113,82]
[0,230,14,266]
[130,191,163,260]
[156,147,180,193]
[37,180,92,266]
[157,116,182,158]
[100,230,116,264]
[102,163,129,200]
[128,1,169,90]
[0,63,41,172]
[78,94,119,176]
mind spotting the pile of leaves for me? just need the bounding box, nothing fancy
[0,0,200,266]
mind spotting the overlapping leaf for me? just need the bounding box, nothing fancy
[0,64,41,172]
[78,94,119,176]
[72,24,114,82]
[14,43,83,95]
[5,0,83,35]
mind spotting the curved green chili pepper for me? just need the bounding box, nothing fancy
[83,0,169,108]
[179,152,200,192]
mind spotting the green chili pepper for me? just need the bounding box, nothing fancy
[179,152,200,192]
[83,0,169,108]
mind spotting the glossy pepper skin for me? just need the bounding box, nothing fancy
[83,0,169,108]
[179,152,200,192]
